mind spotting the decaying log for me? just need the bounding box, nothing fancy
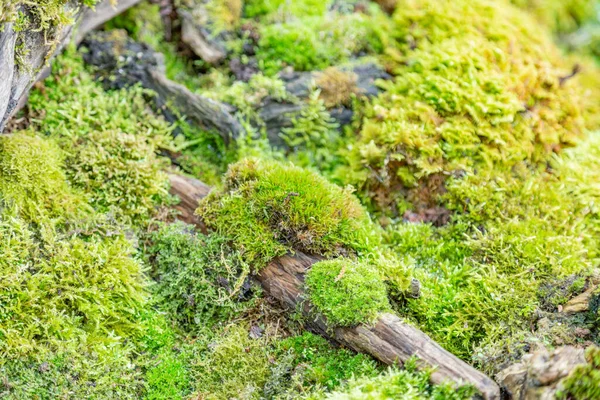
[167,173,501,400]
[0,0,142,132]
[81,31,244,142]
[168,172,211,227]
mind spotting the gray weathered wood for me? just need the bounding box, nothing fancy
[0,0,142,132]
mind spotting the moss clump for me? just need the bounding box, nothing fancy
[0,131,149,397]
[197,158,380,267]
[557,346,600,399]
[28,49,173,227]
[305,259,390,327]
[308,359,476,400]
[268,332,380,394]
[255,9,390,75]
[315,67,359,108]
[382,134,600,365]
[146,222,259,328]
[510,0,598,34]
[244,0,329,20]
[67,129,170,226]
[345,0,587,214]
[191,325,271,399]
[0,131,88,225]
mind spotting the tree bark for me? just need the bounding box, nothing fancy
[0,0,142,132]
[167,173,502,400]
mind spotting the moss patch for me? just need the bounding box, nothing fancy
[306,259,390,327]
[558,346,600,399]
[344,0,588,214]
[197,157,381,268]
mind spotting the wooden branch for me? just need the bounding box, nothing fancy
[167,173,501,400]
[0,0,142,132]
[81,31,244,143]
[168,172,211,227]
[178,9,227,64]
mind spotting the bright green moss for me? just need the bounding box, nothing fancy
[28,49,173,227]
[67,129,170,227]
[309,359,476,400]
[191,325,271,399]
[146,222,259,328]
[244,0,329,20]
[271,332,380,393]
[256,10,390,75]
[0,131,149,398]
[383,134,600,363]
[0,132,89,225]
[510,0,598,34]
[197,158,381,268]
[557,346,600,399]
[305,259,390,327]
[345,0,587,214]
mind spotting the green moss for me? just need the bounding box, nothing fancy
[305,259,390,327]
[256,10,390,75]
[191,325,271,399]
[0,131,149,398]
[557,346,600,399]
[28,49,173,227]
[510,0,598,34]
[382,134,600,364]
[244,0,329,20]
[345,0,588,214]
[197,158,381,268]
[67,129,170,226]
[146,222,259,329]
[270,332,380,393]
[0,131,89,225]
[308,358,476,400]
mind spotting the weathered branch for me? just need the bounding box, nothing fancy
[0,0,143,132]
[81,31,244,143]
[167,173,501,400]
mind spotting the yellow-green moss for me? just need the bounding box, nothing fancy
[308,359,476,400]
[306,259,390,327]
[28,49,173,227]
[557,346,600,399]
[345,0,588,214]
[197,158,381,268]
[510,0,598,34]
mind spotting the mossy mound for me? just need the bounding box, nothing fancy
[345,0,589,214]
[197,157,381,267]
[27,49,173,227]
[146,222,259,328]
[510,0,598,34]
[306,259,390,327]
[383,132,600,366]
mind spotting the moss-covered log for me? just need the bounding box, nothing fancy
[167,173,501,400]
[0,0,142,132]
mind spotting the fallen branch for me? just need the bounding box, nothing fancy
[167,173,501,400]
[0,0,143,132]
